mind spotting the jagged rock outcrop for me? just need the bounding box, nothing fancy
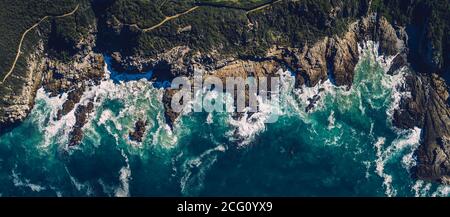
[158,14,404,127]
[161,59,283,127]
[129,119,148,143]
[68,100,95,147]
[292,40,329,87]
[327,30,359,87]
[109,46,193,82]
[0,0,448,185]
[271,15,401,88]
[394,73,450,184]
[42,53,104,97]
[42,32,104,96]
[41,30,104,128]
[0,21,103,146]
[162,89,179,128]
[0,42,46,133]
[56,87,85,120]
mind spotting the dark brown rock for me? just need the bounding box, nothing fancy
[387,53,408,75]
[129,119,148,143]
[56,87,85,120]
[42,50,105,97]
[394,73,450,183]
[327,30,360,87]
[68,100,95,147]
[163,89,181,128]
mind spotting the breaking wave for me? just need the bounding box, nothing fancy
[0,42,448,197]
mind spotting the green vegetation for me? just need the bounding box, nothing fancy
[108,0,195,29]
[0,0,77,78]
[104,0,448,73]
[101,0,368,59]
[0,0,95,79]
[197,0,274,10]
[1,0,447,84]
[47,3,96,61]
[371,0,450,73]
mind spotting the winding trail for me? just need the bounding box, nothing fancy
[2,1,282,84]
[142,6,200,32]
[246,0,282,15]
[118,0,282,32]
[1,5,80,84]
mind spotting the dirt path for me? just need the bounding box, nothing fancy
[246,0,282,15]
[142,6,200,32]
[1,5,80,84]
[2,1,282,84]
[118,0,283,32]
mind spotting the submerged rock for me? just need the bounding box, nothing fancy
[129,119,148,143]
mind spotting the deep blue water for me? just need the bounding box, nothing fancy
[0,42,448,197]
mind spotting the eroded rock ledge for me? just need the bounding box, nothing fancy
[0,42,46,132]
[394,73,450,184]
[129,119,148,143]
[135,14,402,126]
[1,8,449,184]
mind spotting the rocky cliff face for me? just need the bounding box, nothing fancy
[110,14,399,89]
[0,1,449,184]
[0,21,104,144]
[42,29,104,147]
[0,42,46,132]
[154,13,450,184]
[394,73,450,184]
[154,14,403,127]
[42,32,105,122]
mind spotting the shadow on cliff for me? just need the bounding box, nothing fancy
[405,2,450,86]
[0,122,21,138]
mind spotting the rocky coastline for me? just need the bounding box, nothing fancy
[129,119,148,143]
[0,1,449,184]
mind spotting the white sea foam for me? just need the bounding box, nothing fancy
[206,113,213,124]
[358,41,411,123]
[373,137,394,196]
[21,40,424,196]
[34,88,75,148]
[98,109,113,125]
[412,180,432,197]
[115,150,131,197]
[64,166,94,196]
[362,161,372,179]
[386,67,411,123]
[180,144,226,195]
[34,58,179,150]
[228,95,282,147]
[328,111,335,130]
[49,186,64,197]
[227,69,302,147]
[294,80,337,115]
[355,41,426,197]
[401,148,417,170]
[11,170,46,192]
[374,127,422,197]
[431,185,450,197]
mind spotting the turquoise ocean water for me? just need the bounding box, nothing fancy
[0,42,449,197]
